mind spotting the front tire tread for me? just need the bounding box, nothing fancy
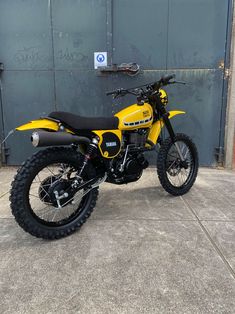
[157,133,198,196]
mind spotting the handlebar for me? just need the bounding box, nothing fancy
[106,74,181,99]
[106,88,131,98]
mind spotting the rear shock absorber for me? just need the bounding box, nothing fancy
[73,137,99,187]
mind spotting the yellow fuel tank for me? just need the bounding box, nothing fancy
[115,103,153,131]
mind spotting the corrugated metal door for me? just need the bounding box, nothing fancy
[0,0,55,164]
[0,0,232,165]
[0,0,112,164]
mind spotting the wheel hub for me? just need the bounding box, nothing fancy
[48,179,75,207]
[167,157,189,176]
[39,176,75,207]
[167,158,181,176]
[180,160,189,169]
[38,176,57,204]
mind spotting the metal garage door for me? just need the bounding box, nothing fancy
[0,0,232,165]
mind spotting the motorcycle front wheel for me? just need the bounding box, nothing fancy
[10,147,98,239]
[157,133,198,196]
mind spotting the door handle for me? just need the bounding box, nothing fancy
[99,63,140,76]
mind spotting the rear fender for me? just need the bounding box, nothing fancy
[16,119,74,134]
[147,110,185,145]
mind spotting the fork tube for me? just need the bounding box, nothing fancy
[162,115,176,142]
[163,115,185,161]
[156,99,176,142]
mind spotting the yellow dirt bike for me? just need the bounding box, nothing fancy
[10,74,198,239]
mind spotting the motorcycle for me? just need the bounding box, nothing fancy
[10,74,198,239]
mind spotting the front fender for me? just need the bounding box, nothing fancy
[147,110,185,145]
[168,110,185,119]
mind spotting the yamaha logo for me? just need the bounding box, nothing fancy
[106,142,117,147]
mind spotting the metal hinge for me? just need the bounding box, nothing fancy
[224,68,231,79]
[218,60,231,79]
[4,146,10,157]
[215,146,224,165]
[0,146,10,164]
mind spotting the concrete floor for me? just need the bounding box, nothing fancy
[0,167,235,314]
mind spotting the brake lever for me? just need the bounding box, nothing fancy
[113,93,122,99]
[113,92,121,99]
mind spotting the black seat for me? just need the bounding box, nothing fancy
[48,111,119,131]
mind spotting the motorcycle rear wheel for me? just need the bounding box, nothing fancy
[157,133,198,196]
[10,147,98,239]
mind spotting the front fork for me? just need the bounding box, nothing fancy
[158,103,185,162]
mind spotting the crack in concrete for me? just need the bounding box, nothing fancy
[0,190,9,199]
[181,195,235,281]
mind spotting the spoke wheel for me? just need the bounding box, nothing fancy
[157,133,198,196]
[10,147,98,239]
[29,164,86,226]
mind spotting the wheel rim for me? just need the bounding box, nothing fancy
[166,140,194,188]
[28,162,90,226]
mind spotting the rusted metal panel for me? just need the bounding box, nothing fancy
[55,70,113,116]
[0,0,53,70]
[1,71,55,164]
[167,0,229,69]
[52,0,107,70]
[112,0,168,69]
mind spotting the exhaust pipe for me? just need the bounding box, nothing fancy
[31,130,91,147]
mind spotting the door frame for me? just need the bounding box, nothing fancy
[225,0,235,168]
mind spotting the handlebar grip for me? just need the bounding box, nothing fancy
[106,90,116,96]
[161,74,176,82]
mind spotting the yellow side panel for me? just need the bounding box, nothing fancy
[93,129,122,158]
[115,103,153,130]
[16,119,59,131]
[147,110,185,145]
[147,120,164,145]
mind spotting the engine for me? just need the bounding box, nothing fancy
[106,129,149,184]
[124,152,149,175]
[126,129,148,148]
[106,151,149,184]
